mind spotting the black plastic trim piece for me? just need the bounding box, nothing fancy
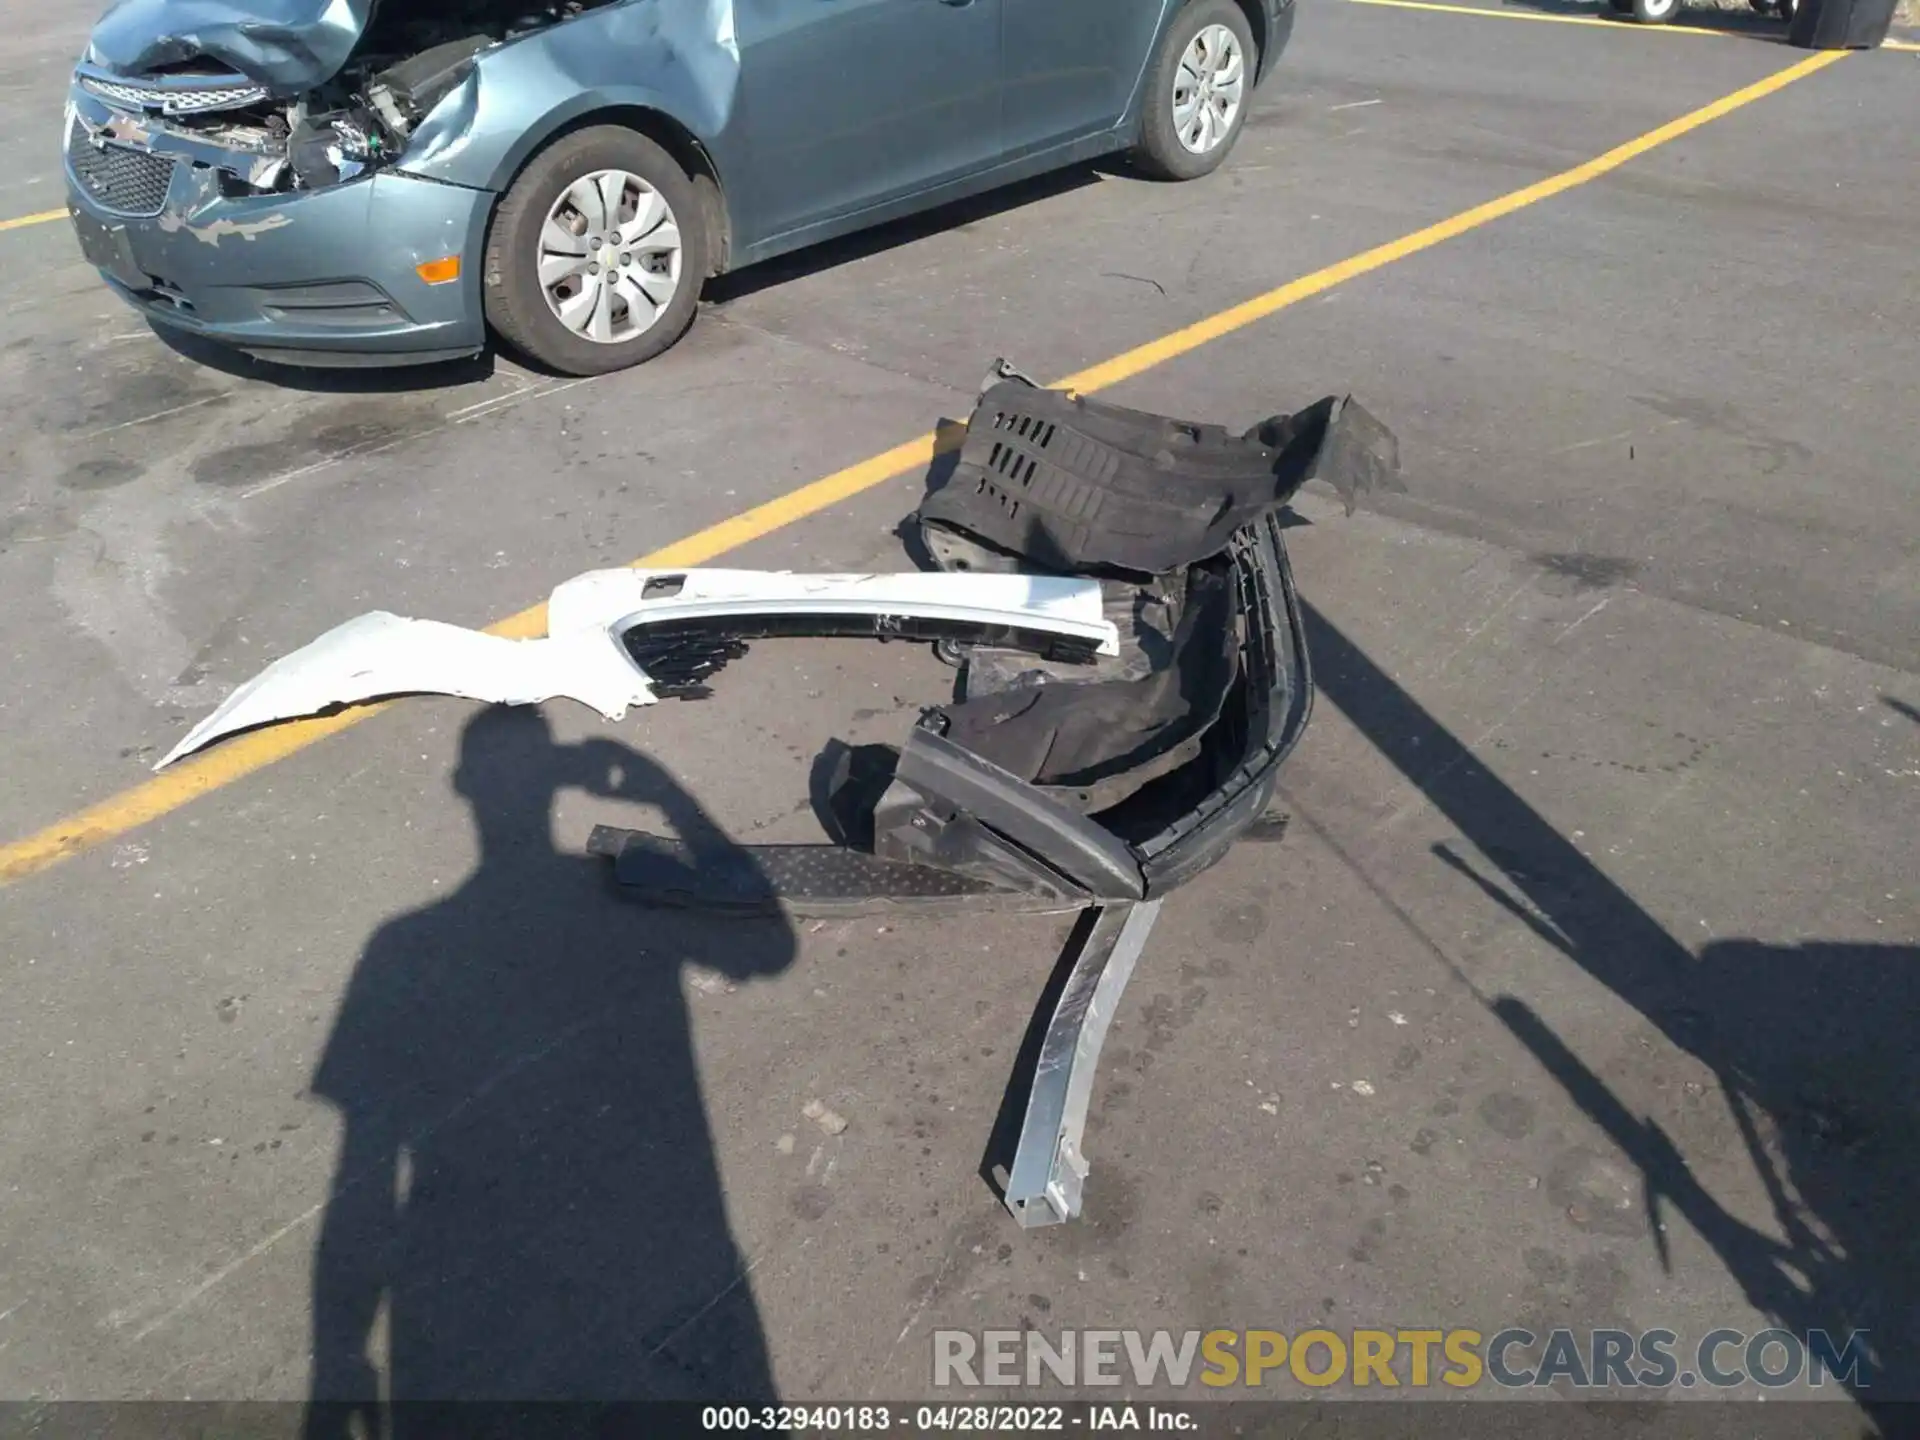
[616,611,1104,666]
[886,728,1147,902]
[613,611,1103,699]
[1135,514,1314,894]
[586,826,1083,918]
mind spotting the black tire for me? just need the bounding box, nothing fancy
[1131,0,1259,182]
[483,125,708,376]
[1631,0,1680,22]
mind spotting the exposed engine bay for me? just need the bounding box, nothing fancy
[75,1,614,196]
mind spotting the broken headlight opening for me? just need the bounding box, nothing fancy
[75,3,611,197]
[154,361,1402,1231]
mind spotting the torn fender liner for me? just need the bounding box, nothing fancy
[935,558,1240,813]
[87,0,378,92]
[914,360,1404,575]
[157,568,1118,769]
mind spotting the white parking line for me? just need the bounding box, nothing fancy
[237,376,596,500]
[72,391,228,443]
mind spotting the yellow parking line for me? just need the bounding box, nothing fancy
[0,20,1909,237]
[0,48,1848,885]
[0,207,67,233]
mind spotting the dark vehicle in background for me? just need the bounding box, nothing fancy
[64,0,1295,375]
[1607,0,1794,25]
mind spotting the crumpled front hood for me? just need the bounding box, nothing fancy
[85,0,376,90]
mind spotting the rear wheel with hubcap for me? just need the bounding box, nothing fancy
[1132,0,1258,182]
[483,126,708,376]
[1631,0,1680,23]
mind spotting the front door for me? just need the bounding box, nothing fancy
[734,0,1003,244]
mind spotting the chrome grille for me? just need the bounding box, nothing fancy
[66,120,175,216]
[82,76,269,114]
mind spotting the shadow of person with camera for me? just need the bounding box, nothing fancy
[303,708,794,1434]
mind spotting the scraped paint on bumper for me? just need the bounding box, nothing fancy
[66,96,493,365]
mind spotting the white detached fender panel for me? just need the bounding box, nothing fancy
[157,568,1119,770]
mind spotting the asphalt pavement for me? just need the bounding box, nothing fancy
[0,0,1915,1428]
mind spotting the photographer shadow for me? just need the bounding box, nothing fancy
[1305,602,1920,1418]
[303,709,794,1433]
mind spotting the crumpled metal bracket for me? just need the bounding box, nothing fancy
[1000,900,1163,1227]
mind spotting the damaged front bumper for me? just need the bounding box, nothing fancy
[65,91,491,365]
[64,3,645,365]
[589,512,1314,1227]
[156,568,1120,770]
[590,363,1398,1228]
[154,359,1395,1232]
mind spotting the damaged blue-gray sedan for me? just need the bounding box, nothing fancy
[64,0,1294,374]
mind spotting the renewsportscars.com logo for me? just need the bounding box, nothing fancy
[932,1327,1873,1391]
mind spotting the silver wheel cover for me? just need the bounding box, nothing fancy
[1172,24,1247,156]
[537,168,683,346]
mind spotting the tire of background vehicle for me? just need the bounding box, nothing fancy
[1631,0,1679,22]
[1131,0,1259,182]
[483,125,708,376]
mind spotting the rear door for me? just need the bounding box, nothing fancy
[734,0,1003,243]
[1001,0,1170,157]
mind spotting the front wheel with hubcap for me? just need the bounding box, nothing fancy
[483,126,708,376]
[1131,0,1258,182]
[1631,0,1680,23]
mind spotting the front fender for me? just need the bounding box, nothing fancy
[1114,0,1185,139]
[393,0,742,195]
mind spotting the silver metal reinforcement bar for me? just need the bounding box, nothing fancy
[1003,899,1165,1227]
